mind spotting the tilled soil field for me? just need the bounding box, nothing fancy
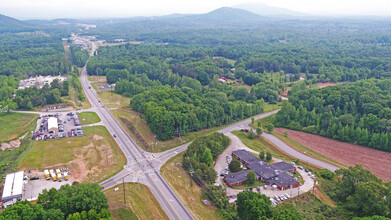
[275,128,391,181]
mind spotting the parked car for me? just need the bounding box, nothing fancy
[30,177,39,180]
[298,166,303,170]
[284,193,291,199]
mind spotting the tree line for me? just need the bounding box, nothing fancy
[274,79,391,152]
[182,132,230,185]
[69,45,89,68]
[0,183,112,220]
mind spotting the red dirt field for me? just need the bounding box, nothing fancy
[317,82,337,88]
[275,128,391,181]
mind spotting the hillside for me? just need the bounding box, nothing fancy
[0,14,35,33]
[234,3,307,17]
[177,7,264,25]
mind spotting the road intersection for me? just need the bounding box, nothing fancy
[15,36,340,219]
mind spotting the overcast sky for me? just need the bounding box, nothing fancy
[1,0,391,19]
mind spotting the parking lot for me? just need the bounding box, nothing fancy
[32,112,84,141]
[23,168,72,201]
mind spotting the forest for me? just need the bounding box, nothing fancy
[69,45,89,68]
[274,79,391,152]
[0,183,113,220]
[0,33,70,77]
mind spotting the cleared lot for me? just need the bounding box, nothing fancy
[275,128,391,181]
[20,126,126,183]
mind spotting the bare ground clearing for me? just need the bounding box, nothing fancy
[275,128,391,181]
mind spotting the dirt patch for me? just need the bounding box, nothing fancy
[275,128,391,181]
[317,82,337,88]
[1,140,21,150]
[43,140,117,183]
[280,87,291,96]
[93,135,103,141]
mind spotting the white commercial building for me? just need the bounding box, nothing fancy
[2,171,24,208]
[48,117,58,133]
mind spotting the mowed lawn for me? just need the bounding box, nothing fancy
[0,112,38,141]
[161,152,225,220]
[79,111,101,125]
[19,126,125,183]
[105,183,168,220]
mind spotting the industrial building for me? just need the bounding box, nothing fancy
[48,117,58,133]
[2,171,24,208]
[224,150,300,190]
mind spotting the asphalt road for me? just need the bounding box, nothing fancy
[79,40,194,220]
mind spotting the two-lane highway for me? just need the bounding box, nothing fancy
[79,42,194,220]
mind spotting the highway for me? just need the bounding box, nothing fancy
[79,41,194,220]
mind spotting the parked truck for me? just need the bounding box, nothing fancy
[50,170,57,181]
[56,169,61,175]
[44,169,50,180]
[57,173,62,182]
[64,172,68,181]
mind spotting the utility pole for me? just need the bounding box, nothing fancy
[123,176,126,204]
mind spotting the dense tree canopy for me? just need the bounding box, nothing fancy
[182,132,229,185]
[0,33,70,77]
[0,183,112,220]
[275,79,391,152]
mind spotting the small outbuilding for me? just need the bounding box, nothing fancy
[48,117,58,133]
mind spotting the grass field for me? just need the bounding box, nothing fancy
[0,112,38,141]
[232,130,294,162]
[18,126,125,183]
[78,111,101,125]
[104,183,168,220]
[97,90,130,109]
[212,56,236,65]
[161,152,225,220]
[249,114,275,130]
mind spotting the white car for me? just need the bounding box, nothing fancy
[284,193,291,199]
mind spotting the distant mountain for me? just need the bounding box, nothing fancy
[202,7,262,21]
[0,14,36,33]
[172,7,264,26]
[233,3,307,17]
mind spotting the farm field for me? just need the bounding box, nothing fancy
[105,183,168,220]
[275,128,391,181]
[79,111,101,125]
[161,152,225,220]
[0,112,38,141]
[19,126,126,183]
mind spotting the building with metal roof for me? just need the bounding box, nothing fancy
[48,117,58,133]
[2,171,24,208]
